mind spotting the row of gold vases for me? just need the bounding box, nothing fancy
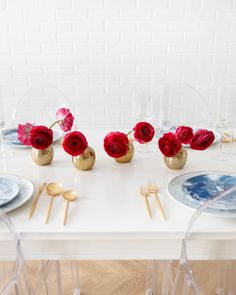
[31,144,187,170]
[32,146,96,171]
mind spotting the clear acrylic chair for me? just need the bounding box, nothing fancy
[172,185,236,295]
[0,209,33,294]
[11,84,71,127]
[160,83,211,131]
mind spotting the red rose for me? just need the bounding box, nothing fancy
[104,132,129,158]
[190,129,215,150]
[17,122,34,146]
[62,131,88,156]
[29,126,53,150]
[175,126,194,144]
[158,132,182,157]
[133,122,155,144]
[56,108,74,132]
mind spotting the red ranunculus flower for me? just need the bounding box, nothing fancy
[175,126,194,144]
[104,132,129,158]
[133,121,155,144]
[29,126,53,150]
[190,129,215,150]
[17,122,34,146]
[56,108,74,132]
[158,132,182,157]
[62,131,88,156]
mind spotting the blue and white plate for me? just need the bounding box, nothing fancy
[0,174,34,213]
[0,177,19,206]
[168,171,236,217]
[2,128,62,148]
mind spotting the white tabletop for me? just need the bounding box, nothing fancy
[1,130,236,260]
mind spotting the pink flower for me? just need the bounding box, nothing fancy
[56,108,74,132]
[17,122,34,146]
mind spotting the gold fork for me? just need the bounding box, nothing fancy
[140,185,152,218]
[148,181,166,220]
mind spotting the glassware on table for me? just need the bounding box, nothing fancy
[132,90,155,153]
[0,95,13,158]
[211,87,230,161]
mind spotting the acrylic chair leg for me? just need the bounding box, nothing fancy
[145,260,158,295]
[55,261,63,295]
[71,261,80,295]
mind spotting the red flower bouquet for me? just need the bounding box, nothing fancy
[17,108,74,148]
[104,132,129,158]
[62,131,88,156]
[133,122,155,144]
[158,126,215,169]
[190,129,215,150]
[175,126,193,144]
[29,126,53,150]
[158,132,182,157]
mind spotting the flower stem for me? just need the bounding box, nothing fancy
[49,120,62,129]
[126,130,133,136]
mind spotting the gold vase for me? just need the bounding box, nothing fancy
[31,145,54,166]
[72,146,96,171]
[116,142,134,163]
[164,147,187,170]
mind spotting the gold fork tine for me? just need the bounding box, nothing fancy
[148,181,166,220]
[140,185,152,218]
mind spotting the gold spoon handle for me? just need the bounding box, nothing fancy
[45,197,54,224]
[63,201,70,226]
[29,183,47,219]
[145,196,152,218]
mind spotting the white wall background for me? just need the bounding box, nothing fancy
[1,0,236,128]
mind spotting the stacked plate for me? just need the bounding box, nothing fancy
[168,171,236,218]
[2,128,62,148]
[0,175,34,212]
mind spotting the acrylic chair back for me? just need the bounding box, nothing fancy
[12,84,71,127]
[160,83,211,131]
[172,185,236,295]
[0,209,33,294]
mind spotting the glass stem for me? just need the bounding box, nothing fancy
[0,129,5,155]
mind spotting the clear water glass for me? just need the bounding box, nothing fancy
[132,91,155,153]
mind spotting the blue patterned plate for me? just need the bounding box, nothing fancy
[0,177,19,206]
[168,171,236,217]
[0,174,34,213]
[2,128,62,148]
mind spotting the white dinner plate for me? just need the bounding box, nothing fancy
[0,174,34,213]
[155,126,220,147]
[168,170,236,218]
[0,177,19,206]
[2,128,62,148]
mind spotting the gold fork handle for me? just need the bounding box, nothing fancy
[144,196,152,218]
[154,192,166,220]
[45,197,54,224]
[63,201,70,226]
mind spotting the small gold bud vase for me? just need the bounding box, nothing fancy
[72,146,96,171]
[164,147,187,170]
[31,145,54,166]
[116,142,134,163]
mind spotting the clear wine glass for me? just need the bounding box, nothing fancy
[212,87,230,161]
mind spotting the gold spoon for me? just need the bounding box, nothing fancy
[62,190,77,226]
[45,182,63,224]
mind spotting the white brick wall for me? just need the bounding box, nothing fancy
[1,0,236,128]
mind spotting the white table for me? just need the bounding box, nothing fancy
[1,130,236,260]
